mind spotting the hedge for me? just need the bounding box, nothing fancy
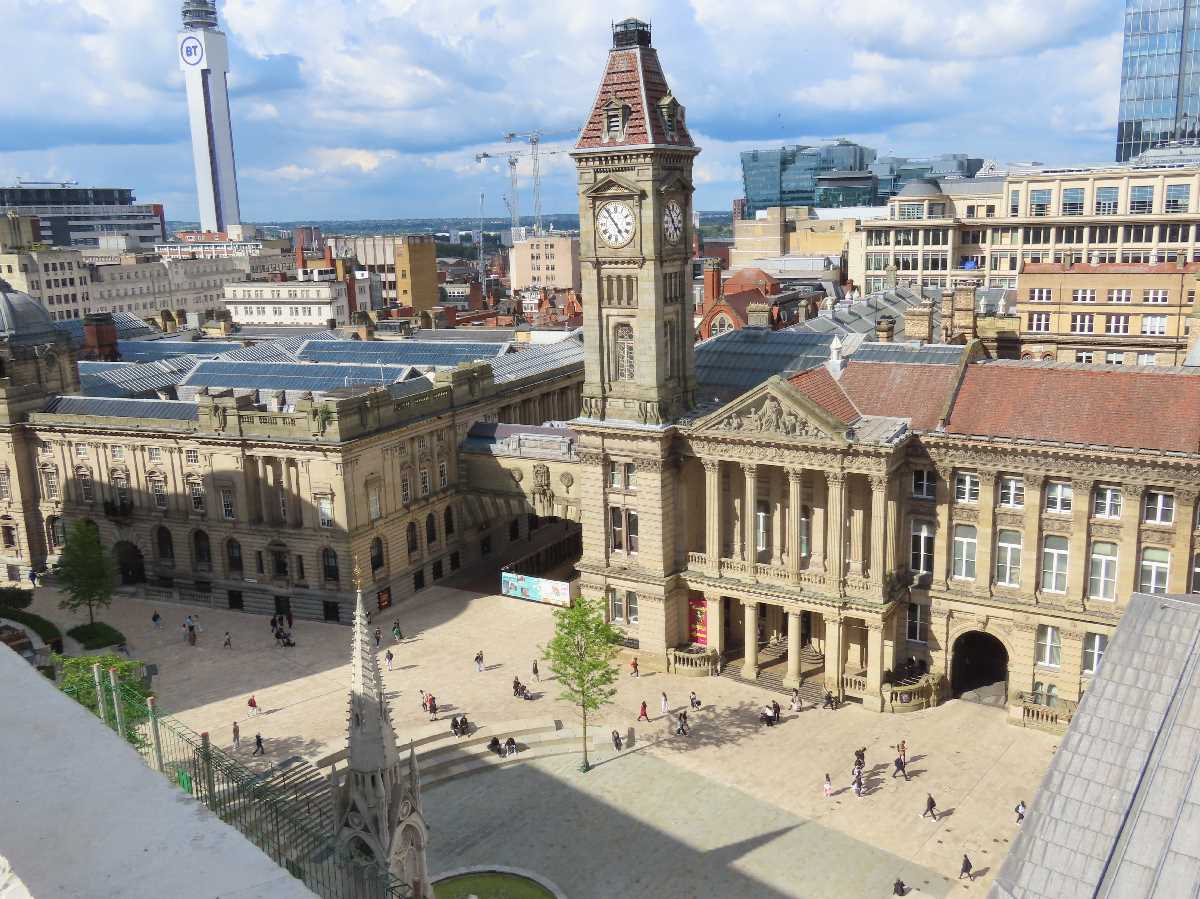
[0,586,33,609]
[66,622,126,651]
[0,608,63,651]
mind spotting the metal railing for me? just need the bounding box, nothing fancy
[64,668,409,899]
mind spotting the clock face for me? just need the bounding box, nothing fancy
[663,200,684,244]
[596,202,636,247]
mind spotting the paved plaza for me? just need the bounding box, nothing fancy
[22,578,1058,897]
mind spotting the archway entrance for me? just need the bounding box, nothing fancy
[112,541,145,586]
[951,630,1008,706]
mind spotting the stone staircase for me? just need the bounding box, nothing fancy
[721,641,827,706]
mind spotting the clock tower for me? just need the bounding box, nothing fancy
[572,20,699,657]
[572,18,698,427]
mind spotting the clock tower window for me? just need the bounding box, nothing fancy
[614,324,635,381]
[603,100,631,143]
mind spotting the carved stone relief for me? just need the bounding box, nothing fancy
[715,395,827,441]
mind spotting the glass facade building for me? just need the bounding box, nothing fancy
[740,141,876,215]
[1116,0,1200,161]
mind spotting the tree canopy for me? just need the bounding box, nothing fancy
[54,520,116,626]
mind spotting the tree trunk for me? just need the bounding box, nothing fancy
[581,706,590,772]
[88,602,95,626]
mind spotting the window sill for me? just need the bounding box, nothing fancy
[1034,663,1062,673]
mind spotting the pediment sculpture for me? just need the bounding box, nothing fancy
[715,395,827,440]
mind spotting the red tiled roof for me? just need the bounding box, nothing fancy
[788,366,860,425]
[839,362,961,431]
[576,47,694,150]
[944,364,1200,453]
[725,268,780,296]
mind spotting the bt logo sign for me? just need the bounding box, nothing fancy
[180,36,204,67]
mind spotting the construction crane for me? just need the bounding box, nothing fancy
[476,191,486,295]
[475,129,572,237]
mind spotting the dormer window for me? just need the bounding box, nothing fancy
[658,94,682,142]
[603,98,630,143]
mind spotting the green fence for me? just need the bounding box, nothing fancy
[63,668,409,899]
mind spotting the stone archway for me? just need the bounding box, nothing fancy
[112,541,145,586]
[950,630,1009,706]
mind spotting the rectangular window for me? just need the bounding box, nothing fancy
[318,497,334,528]
[1041,536,1069,593]
[952,525,977,580]
[368,488,381,521]
[1141,315,1167,336]
[401,476,411,505]
[1071,289,1095,303]
[1144,491,1174,524]
[1093,486,1122,519]
[1036,624,1062,667]
[1129,185,1154,214]
[185,449,199,464]
[1107,289,1131,303]
[906,603,927,643]
[221,488,235,519]
[1137,352,1157,366]
[1095,186,1119,214]
[1106,352,1125,366]
[609,587,624,621]
[74,444,88,458]
[1143,289,1169,304]
[1139,548,1171,594]
[110,445,124,461]
[995,530,1023,587]
[438,461,448,489]
[147,446,162,462]
[898,203,924,220]
[1046,481,1073,513]
[1166,183,1190,213]
[420,469,430,496]
[1061,187,1084,215]
[1089,541,1118,600]
[190,482,205,512]
[1106,314,1130,334]
[609,506,624,551]
[954,472,979,503]
[152,480,167,510]
[1075,351,1094,364]
[1083,633,1108,674]
[1009,190,1020,216]
[912,469,935,499]
[44,470,59,499]
[78,472,94,502]
[1070,313,1095,334]
[627,511,638,554]
[999,476,1024,508]
[1028,288,1052,303]
[910,521,934,574]
[1027,312,1051,333]
[1029,189,1051,216]
[623,463,637,489]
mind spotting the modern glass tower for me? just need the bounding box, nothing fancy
[177,0,241,233]
[1116,0,1200,161]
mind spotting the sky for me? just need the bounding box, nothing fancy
[0,0,1125,222]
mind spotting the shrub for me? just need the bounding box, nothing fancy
[0,586,32,609]
[66,622,126,650]
[0,607,62,650]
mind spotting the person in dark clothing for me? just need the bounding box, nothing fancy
[286,610,294,630]
[854,747,866,768]
[893,756,909,780]
[487,736,501,755]
[611,729,623,750]
[822,690,837,710]
[27,570,37,587]
[676,712,689,736]
[959,854,973,881]
[923,793,939,821]
[223,631,233,649]
[504,737,517,757]
[457,715,470,737]
[771,700,781,724]
[892,879,907,896]
[252,733,264,756]
[449,715,460,736]
[1015,800,1026,824]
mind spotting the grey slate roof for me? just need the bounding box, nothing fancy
[78,356,199,398]
[179,360,414,392]
[488,338,584,384]
[295,339,509,367]
[695,328,835,399]
[991,591,1200,899]
[850,343,965,365]
[55,311,159,343]
[116,340,241,363]
[41,395,198,421]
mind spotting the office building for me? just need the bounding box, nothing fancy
[741,141,876,215]
[868,154,984,198]
[1116,0,1200,161]
[224,270,356,327]
[509,235,582,292]
[178,0,241,233]
[730,206,861,270]
[0,183,165,249]
[327,235,438,311]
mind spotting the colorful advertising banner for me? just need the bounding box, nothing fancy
[501,571,574,607]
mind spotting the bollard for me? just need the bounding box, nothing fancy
[109,668,126,741]
[147,696,165,773]
[92,664,108,727]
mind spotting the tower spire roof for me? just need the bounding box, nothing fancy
[346,584,399,771]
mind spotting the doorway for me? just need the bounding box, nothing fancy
[112,541,145,585]
[951,631,1009,706]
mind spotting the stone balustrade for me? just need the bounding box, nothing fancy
[686,552,707,569]
[841,672,867,695]
[883,675,940,713]
[1014,693,1076,734]
[666,646,719,677]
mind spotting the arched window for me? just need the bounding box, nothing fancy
[47,516,65,550]
[193,531,211,567]
[711,314,734,337]
[370,537,384,572]
[406,522,418,554]
[156,526,174,563]
[227,539,243,574]
[322,548,339,582]
[614,323,635,381]
[425,513,437,545]
[444,506,455,536]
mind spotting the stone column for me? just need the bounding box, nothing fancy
[1021,475,1046,598]
[788,469,804,584]
[884,476,901,574]
[933,466,953,589]
[744,464,758,564]
[824,614,844,695]
[865,622,885,712]
[702,459,721,576]
[1169,488,1197,594]
[869,475,888,584]
[705,594,725,655]
[976,471,997,596]
[826,472,847,592]
[811,475,826,572]
[1067,479,1094,606]
[784,610,803,688]
[290,463,303,527]
[770,470,784,566]
[1117,485,1143,602]
[848,477,866,577]
[258,457,274,526]
[743,600,759,679]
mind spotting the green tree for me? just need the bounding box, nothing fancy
[54,520,116,625]
[542,596,621,772]
[55,652,151,749]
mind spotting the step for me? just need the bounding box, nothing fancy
[316,715,559,769]
[418,729,581,776]
[423,742,604,789]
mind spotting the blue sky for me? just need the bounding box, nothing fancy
[0,0,1124,221]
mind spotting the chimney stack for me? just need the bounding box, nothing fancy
[875,315,895,343]
[952,279,979,341]
[904,301,934,344]
[746,302,771,328]
[702,258,722,311]
[81,312,120,362]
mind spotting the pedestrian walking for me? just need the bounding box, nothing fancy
[270,615,278,631]
[286,610,293,630]
[630,657,639,678]
[893,878,908,896]
[385,649,394,671]
[1015,800,1026,824]
[959,854,973,881]
[854,746,866,768]
[392,621,403,643]
[637,700,650,722]
[896,739,907,764]
[181,623,189,643]
[822,690,837,710]
[823,773,833,799]
[893,755,909,780]
[675,712,689,736]
[420,690,429,712]
[660,691,669,718]
[531,659,540,682]
[252,733,265,756]
[427,695,438,720]
[474,650,484,672]
[922,793,939,821]
[232,721,240,751]
[187,626,196,646]
[689,691,701,710]
[247,695,259,716]
[151,611,161,629]
[27,569,37,588]
[223,631,232,649]
[193,614,203,634]
[374,627,382,648]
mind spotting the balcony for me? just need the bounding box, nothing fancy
[685,552,829,590]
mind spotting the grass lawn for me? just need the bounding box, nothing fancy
[66,621,126,650]
[434,872,555,899]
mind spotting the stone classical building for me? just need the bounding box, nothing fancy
[568,19,1200,724]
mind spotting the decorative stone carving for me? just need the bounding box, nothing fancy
[1089,522,1121,540]
[559,472,574,490]
[700,457,720,473]
[715,396,827,440]
[509,468,524,483]
[1042,517,1073,536]
[638,400,668,426]
[577,451,605,466]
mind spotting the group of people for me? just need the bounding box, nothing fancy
[181,614,202,646]
[269,614,295,648]
[511,676,534,700]
[487,735,519,757]
[420,690,439,720]
[758,700,782,727]
[851,746,868,797]
[448,714,471,738]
